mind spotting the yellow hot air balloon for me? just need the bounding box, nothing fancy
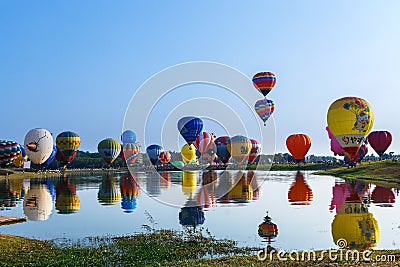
[331,192,379,249]
[327,97,374,159]
[181,144,197,164]
[227,135,252,165]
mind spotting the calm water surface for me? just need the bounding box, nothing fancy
[1,170,400,251]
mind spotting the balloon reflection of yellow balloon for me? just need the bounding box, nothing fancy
[23,183,53,221]
[331,192,379,249]
[181,144,197,164]
[182,171,197,196]
[56,195,80,214]
[227,172,253,202]
[98,174,121,205]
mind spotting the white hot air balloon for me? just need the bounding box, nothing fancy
[24,128,54,165]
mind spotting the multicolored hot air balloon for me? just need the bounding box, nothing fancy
[97,138,121,165]
[215,136,231,164]
[194,132,215,154]
[159,151,171,166]
[121,130,137,144]
[252,72,277,97]
[24,128,54,165]
[0,140,21,166]
[56,131,80,152]
[181,144,197,164]
[56,149,77,168]
[146,144,163,166]
[326,126,345,156]
[248,139,261,164]
[178,117,203,146]
[367,131,392,157]
[286,134,311,162]
[254,99,275,126]
[122,143,140,164]
[327,97,374,159]
[227,135,252,165]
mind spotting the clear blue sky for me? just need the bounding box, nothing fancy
[1,1,399,155]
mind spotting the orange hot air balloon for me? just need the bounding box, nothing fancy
[288,171,313,205]
[286,134,311,162]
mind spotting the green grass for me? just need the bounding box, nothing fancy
[315,160,400,186]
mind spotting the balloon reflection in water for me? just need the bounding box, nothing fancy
[23,181,53,221]
[371,186,395,207]
[146,172,161,196]
[331,190,379,249]
[120,174,140,213]
[182,171,198,197]
[258,212,278,243]
[55,176,80,214]
[219,171,253,203]
[0,179,21,209]
[179,199,205,227]
[98,174,121,205]
[288,171,313,205]
[159,172,171,189]
[196,172,217,208]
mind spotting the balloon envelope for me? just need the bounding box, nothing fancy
[24,128,54,165]
[252,72,276,97]
[42,145,57,167]
[367,131,392,157]
[254,99,274,125]
[327,97,374,159]
[326,126,345,156]
[97,138,121,165]
[56,131,80,151]
[181,144,197,164]
[248,139,261,164]
[215,136,231,164]
[227,135,251,165]
[177,117,203,145]
[122,143,141,164]
[194,132,215,154]
[159,151,171,165]
[286,134,311,161]
[146,144,163,165]
[121,130,137,144]
[0,140,21,166]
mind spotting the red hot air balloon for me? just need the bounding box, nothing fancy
[248,139,261,164]
[367,131,392,157]
[286,134,311,162]
[158,151,171,166]
[252,72,277,97]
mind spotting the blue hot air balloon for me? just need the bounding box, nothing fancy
[146,144,163,165]
[121,130,137,144]
[177,117,203,146]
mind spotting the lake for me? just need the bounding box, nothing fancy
[1,170,400,251]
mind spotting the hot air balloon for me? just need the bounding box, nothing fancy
[194,132,215,154]
[56,131,80,152]
[172,160,185,168]
[97,138,121,165]
[12,146,27,167]
[227,135,252,165]
[252,72,277,97]
[326,126,345,156]
[327,97,374,159]
[56,149,77,168]
[353,143,368,164]
[181,144,197,164]
[122,143,140,164]
[215,136,231,164]
[121,130,137,144]
[258,212,278,243]
[146,144,163,166]
[288,171,313,205]
[24,128,54,165]
[331,191,379,249]
[367,131,392,157]
[255,99,275,126]
[286,134,311,162]
[0,140,21,166]
[159,151,171,166]
[177,116,203,146]
[249,139,261,164]
[42,145,57,167]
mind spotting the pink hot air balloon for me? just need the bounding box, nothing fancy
[367,131,392,157]
[326,127,345,156]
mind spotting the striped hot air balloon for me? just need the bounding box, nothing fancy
[255,99,275,126]
[252,72,277,97]
[158,151,171,166]
[97,138,121,165]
